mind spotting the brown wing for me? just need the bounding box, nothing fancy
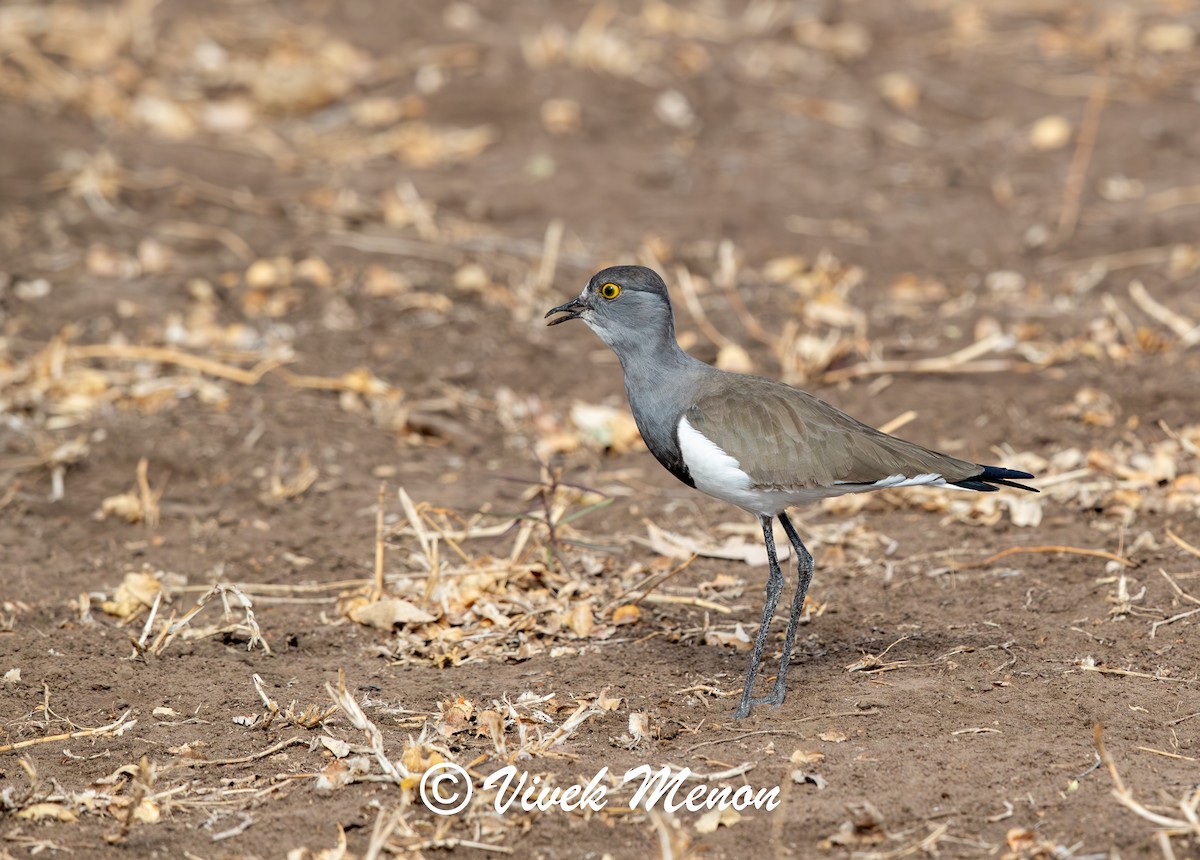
[685,377,981,490]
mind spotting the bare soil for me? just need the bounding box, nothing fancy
[2,1,1199,858]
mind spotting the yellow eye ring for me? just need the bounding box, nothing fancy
[600,282,621,300]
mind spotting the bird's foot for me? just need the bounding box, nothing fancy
[731,688,787,719]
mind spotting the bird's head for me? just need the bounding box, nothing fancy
[544,265,675,353]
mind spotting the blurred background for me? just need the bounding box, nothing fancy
[3,0,1198,551]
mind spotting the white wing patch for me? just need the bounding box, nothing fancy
[677,416,752,495]
[836,473,949,490]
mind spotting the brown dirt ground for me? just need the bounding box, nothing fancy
[2,1,1200,858]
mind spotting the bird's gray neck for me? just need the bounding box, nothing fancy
[616,327,695,382]
[611,333,707,487]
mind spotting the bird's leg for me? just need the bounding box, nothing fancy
[761,511,815,706]
[733,515,785,719]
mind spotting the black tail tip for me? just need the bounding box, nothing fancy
[951,465,1038,493]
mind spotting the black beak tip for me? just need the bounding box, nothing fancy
[545,299,584,326]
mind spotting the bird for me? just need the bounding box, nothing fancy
[546,265,1037,719]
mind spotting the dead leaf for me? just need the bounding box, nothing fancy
[541,98,582,135]
[97,492,144,523]
[570,403,643,454]
[819,800,887,849]
[695,806,741,833]
[643,522,790,566]
[763,256,809,282]
[400,746,444,775]
[347,597,436,630]
[790,749,825,764]
[16,803,78,823]
[569,602,595,638]
[476,709,506,745]
[132,798,159,824]
[1004,827,1049,856]
[438,697,475,736]
[1004,494,1044,528]
[878,72,920,110]
[362,265,412,296]
[1029,115,1071,151]
[1141,23,1195,53]
[453,263,491,292]
[314,756,370,794]
[597,688,623,711]
[296,256,333,287]
[716,343,754,373]
[611,604,641,625]
[627,712,650,744]
[99,571,161,621]
[319,737,351,758]
[704,625,752,650]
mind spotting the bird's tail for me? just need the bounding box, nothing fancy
[950,465,1038,493]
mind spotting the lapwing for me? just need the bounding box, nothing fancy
[546,265,1036,718]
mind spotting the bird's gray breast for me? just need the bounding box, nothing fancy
[625,385,695,489]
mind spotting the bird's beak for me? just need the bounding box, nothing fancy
[544,295,587,326]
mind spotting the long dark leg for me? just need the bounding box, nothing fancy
[733,515,784,719]
[762,511,815,705]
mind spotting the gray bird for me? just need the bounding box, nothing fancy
[546,265,1036,718]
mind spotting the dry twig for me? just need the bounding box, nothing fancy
[325,670,406,783]
[954,545,1135,570]
[1166,529,1200,560]
[820,333,1021,383]
[154,583,271,655]
[69,343,283,386]
[1095,723,1200,845]
[1129,281,1200,347]
[1151,569,1200,638]
[1054,73,1108,245]
[0,709,135,754]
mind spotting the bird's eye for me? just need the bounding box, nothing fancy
[600,282,621,300]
